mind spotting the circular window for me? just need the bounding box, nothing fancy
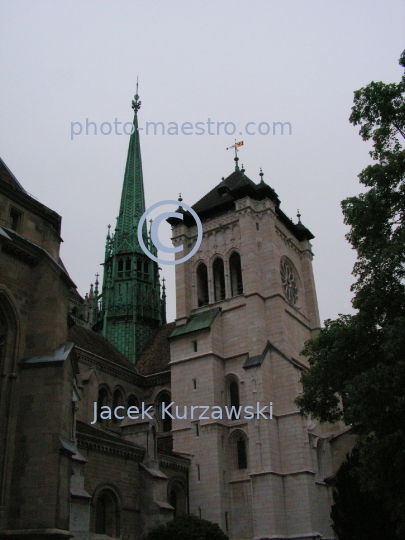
[280,260,298,305]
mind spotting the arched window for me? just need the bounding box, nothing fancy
[237,437,248,470]
[230,252,243,296]
[127,395,139,410]
[168,481,187,517]
[229,381,240,420]
[117,259,124,278]
[0,297,18,394]
[112,389,123,424]
[125,257,131,277]
[94,490,120,537]
[213,258,225,302]
[158,392,172,432]
[97,388,109,424]
[196,263,209,307]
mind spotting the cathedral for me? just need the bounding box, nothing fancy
[0,90,354,540]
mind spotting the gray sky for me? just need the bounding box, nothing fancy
[1,1,404,324]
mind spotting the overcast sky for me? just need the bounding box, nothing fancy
[1,1,404,324]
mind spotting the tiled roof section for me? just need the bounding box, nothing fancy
[0,157,27,192]
[243,341,271,369]
[136,322,176,375]
[170,307,221,338]
[68,324,135,371]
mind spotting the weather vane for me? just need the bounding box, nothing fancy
[226,140,244,159]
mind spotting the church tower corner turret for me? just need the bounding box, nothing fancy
[93,87,166,364]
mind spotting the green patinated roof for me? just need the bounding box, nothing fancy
[169,308,222,338]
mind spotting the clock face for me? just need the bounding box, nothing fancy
[280,260,298,305]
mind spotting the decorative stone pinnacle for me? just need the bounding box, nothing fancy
[297,209,301,223]
[178,193,183,202]
[259,168,264,183]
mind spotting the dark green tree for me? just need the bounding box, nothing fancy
[331,448,396,540]
[144,515,229,540]
[296,50,405,536]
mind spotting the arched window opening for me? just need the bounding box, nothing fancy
[112,389,123,424]
[213,258,225,302]
[159,392,172,432]
[196,263,209,307]
[168,482,187,517]
[127,395,139,411]
[230,252,243,296]
[229,381,240,420]
[97,388,109,424]
[237,437,248,470]
[137,259,143,276]
[94,491,119,537]
[125,257,131,278]
[117,259,124,278]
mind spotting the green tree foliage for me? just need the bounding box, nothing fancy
[331,448,396,540]
[144,515,229,540]
[296,51,405,536]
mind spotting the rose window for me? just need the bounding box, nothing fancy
[280,260,298,305]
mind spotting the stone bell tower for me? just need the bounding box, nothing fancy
[167,155,335,539]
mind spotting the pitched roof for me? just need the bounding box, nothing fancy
[167,167,314,241]
[68,324,135,371]
[0,157,27,192]
[76,420,144,450]
[136,322,175,375]
[170,307,221,338]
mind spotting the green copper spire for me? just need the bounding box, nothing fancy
[115,82,147,253]
[93,87,166,365]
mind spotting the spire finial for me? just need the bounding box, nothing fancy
[241,163,245,174]
[259,168,264,183]
[132,79,141,113]
[178,193,183,202]
[297,209,301,223]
